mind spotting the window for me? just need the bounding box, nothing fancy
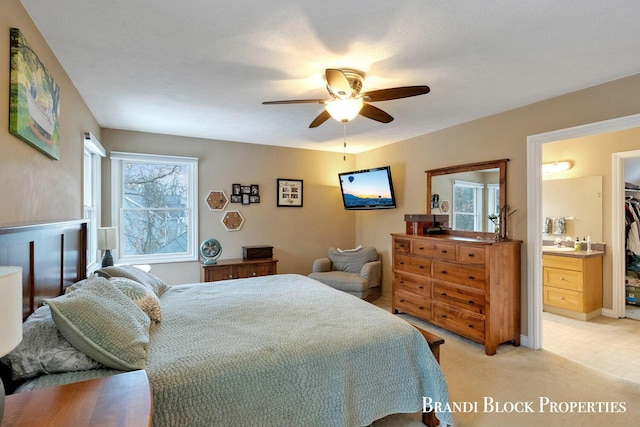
[111,152,198,264]
[452,180,484,231]
[83,132,105,272]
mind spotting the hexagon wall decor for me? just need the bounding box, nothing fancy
[206,190,228,211]
[222,210,244,231]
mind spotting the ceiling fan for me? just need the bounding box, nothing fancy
[262,68,430,128]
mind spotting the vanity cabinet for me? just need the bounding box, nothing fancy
[543,253,602,320]
[392,233,521,355]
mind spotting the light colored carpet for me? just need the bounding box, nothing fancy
[372,307,640,427]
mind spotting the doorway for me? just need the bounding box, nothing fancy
[527,113,640,350]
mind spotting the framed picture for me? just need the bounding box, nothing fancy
[231,195,242,203]
[9,28,61,160]
[277,179,303,207]
[249,195,260,204]
[232,183,241,195]
[240,185,251,194]
[242,194,250,205]
[250,184,259,195]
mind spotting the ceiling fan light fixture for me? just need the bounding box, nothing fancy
[325,98,363,123]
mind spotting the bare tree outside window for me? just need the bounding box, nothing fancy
[122,162,189,256]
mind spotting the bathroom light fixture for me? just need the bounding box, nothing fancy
[542,160,572,174]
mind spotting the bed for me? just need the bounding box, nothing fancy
[0,220,452,427]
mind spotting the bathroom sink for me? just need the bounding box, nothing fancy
[543,246,576,252]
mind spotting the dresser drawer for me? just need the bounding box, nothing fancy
[394,272,430,297]
[433,303,485,342]
[457,245,485,265]
[544,286,583,312]
[394,238,411,255]
[433,281,485,315]
[394,254,431,276]
[543,267,583,292]
[543,255,583,271]
[394,288,431,319]
[433,260,485,290]
[411,241,456,260]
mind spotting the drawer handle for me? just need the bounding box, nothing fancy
[418,286,424,290]
[441,250,448,254]
[418,265,425,269]
[440,270,447,274]
[399,261,405,265]
[400,299,405,303]
[441,314,447,319]
[559,277,565,281]
[467,253,475,257]
[440,292,447,296]
[399,280,405,284]
[468,300,475,305]
[468,324,474,329]
[419,306,424,310]
[419,247,425,251]
[468,275,475,280]
[559,296,565,300]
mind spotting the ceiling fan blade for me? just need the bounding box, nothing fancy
[359,103,394,123]
[326,69,352,98]
[262,99,328,105]
[309,110,331,128]
[361,85,430,102]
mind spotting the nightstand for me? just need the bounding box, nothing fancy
[2,370,152,426]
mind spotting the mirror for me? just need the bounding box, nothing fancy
[426,159,508,234]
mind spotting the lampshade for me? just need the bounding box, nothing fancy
[97,227,118,250]
[0,266,23,357]
[325,98,363,123]
[542,160,573,174]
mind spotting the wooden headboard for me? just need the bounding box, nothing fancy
[0,220,87,319]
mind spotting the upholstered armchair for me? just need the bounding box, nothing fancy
[308,246,381,301]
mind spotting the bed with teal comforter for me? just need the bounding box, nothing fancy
[20,274,452,427]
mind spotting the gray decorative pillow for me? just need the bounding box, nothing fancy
[96,265,169,296]
[0,305,103,380]
[45,277,150,371]
[109,277,162,322]
[328,246,378,273]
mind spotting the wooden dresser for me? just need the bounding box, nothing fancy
[391,233,521,355]
[201,258,278,282]
[543,251,603,320]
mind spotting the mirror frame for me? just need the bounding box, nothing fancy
[426,159,509,234]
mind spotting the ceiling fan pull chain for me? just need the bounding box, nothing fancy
[343,122,347,161]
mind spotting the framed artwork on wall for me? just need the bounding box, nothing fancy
[9,28,61,160]
[277,179,303,207]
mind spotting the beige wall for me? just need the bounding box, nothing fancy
[0,0,101,225]
[542,128,640,309]
[101,129,357,284]
[355,75,640,337]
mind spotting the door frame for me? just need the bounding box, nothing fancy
[526,113,640,350]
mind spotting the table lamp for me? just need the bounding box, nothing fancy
[97,227,117,267]
[0,266,23,424]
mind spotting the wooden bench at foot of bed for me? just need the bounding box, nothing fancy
[413,325,445,427]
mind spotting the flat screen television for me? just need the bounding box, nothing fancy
[338,166,397,210]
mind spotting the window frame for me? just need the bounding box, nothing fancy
[110,151,199,264]
[452,180,484,232]
[83,132,106,273]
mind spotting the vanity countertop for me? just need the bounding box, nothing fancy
[542,247,605,258]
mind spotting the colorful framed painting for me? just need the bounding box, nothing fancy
[277,179,303,207]
[9,28,61,160]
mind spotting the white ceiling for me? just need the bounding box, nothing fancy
[20,0,640,154]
